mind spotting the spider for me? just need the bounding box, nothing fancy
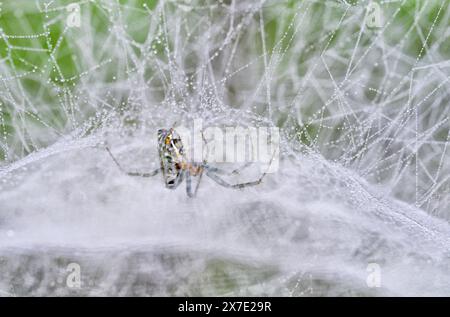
[105,127,273,197]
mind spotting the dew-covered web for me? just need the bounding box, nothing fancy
[0,0,449,216]
[0,0,450,296]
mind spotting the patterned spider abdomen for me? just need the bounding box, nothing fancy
[157,128,185,189]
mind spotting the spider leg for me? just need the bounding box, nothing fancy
[185,168,204,198]
[185,171,198,198]
[205,168,268,189]
[126,170,160,177]
[193,168,204,195]
[205,162,253,176]
[105,146,160,177]
[186,171,193,197]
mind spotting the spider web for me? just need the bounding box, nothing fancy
[0,0,450,296]
[1,0,449,216]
